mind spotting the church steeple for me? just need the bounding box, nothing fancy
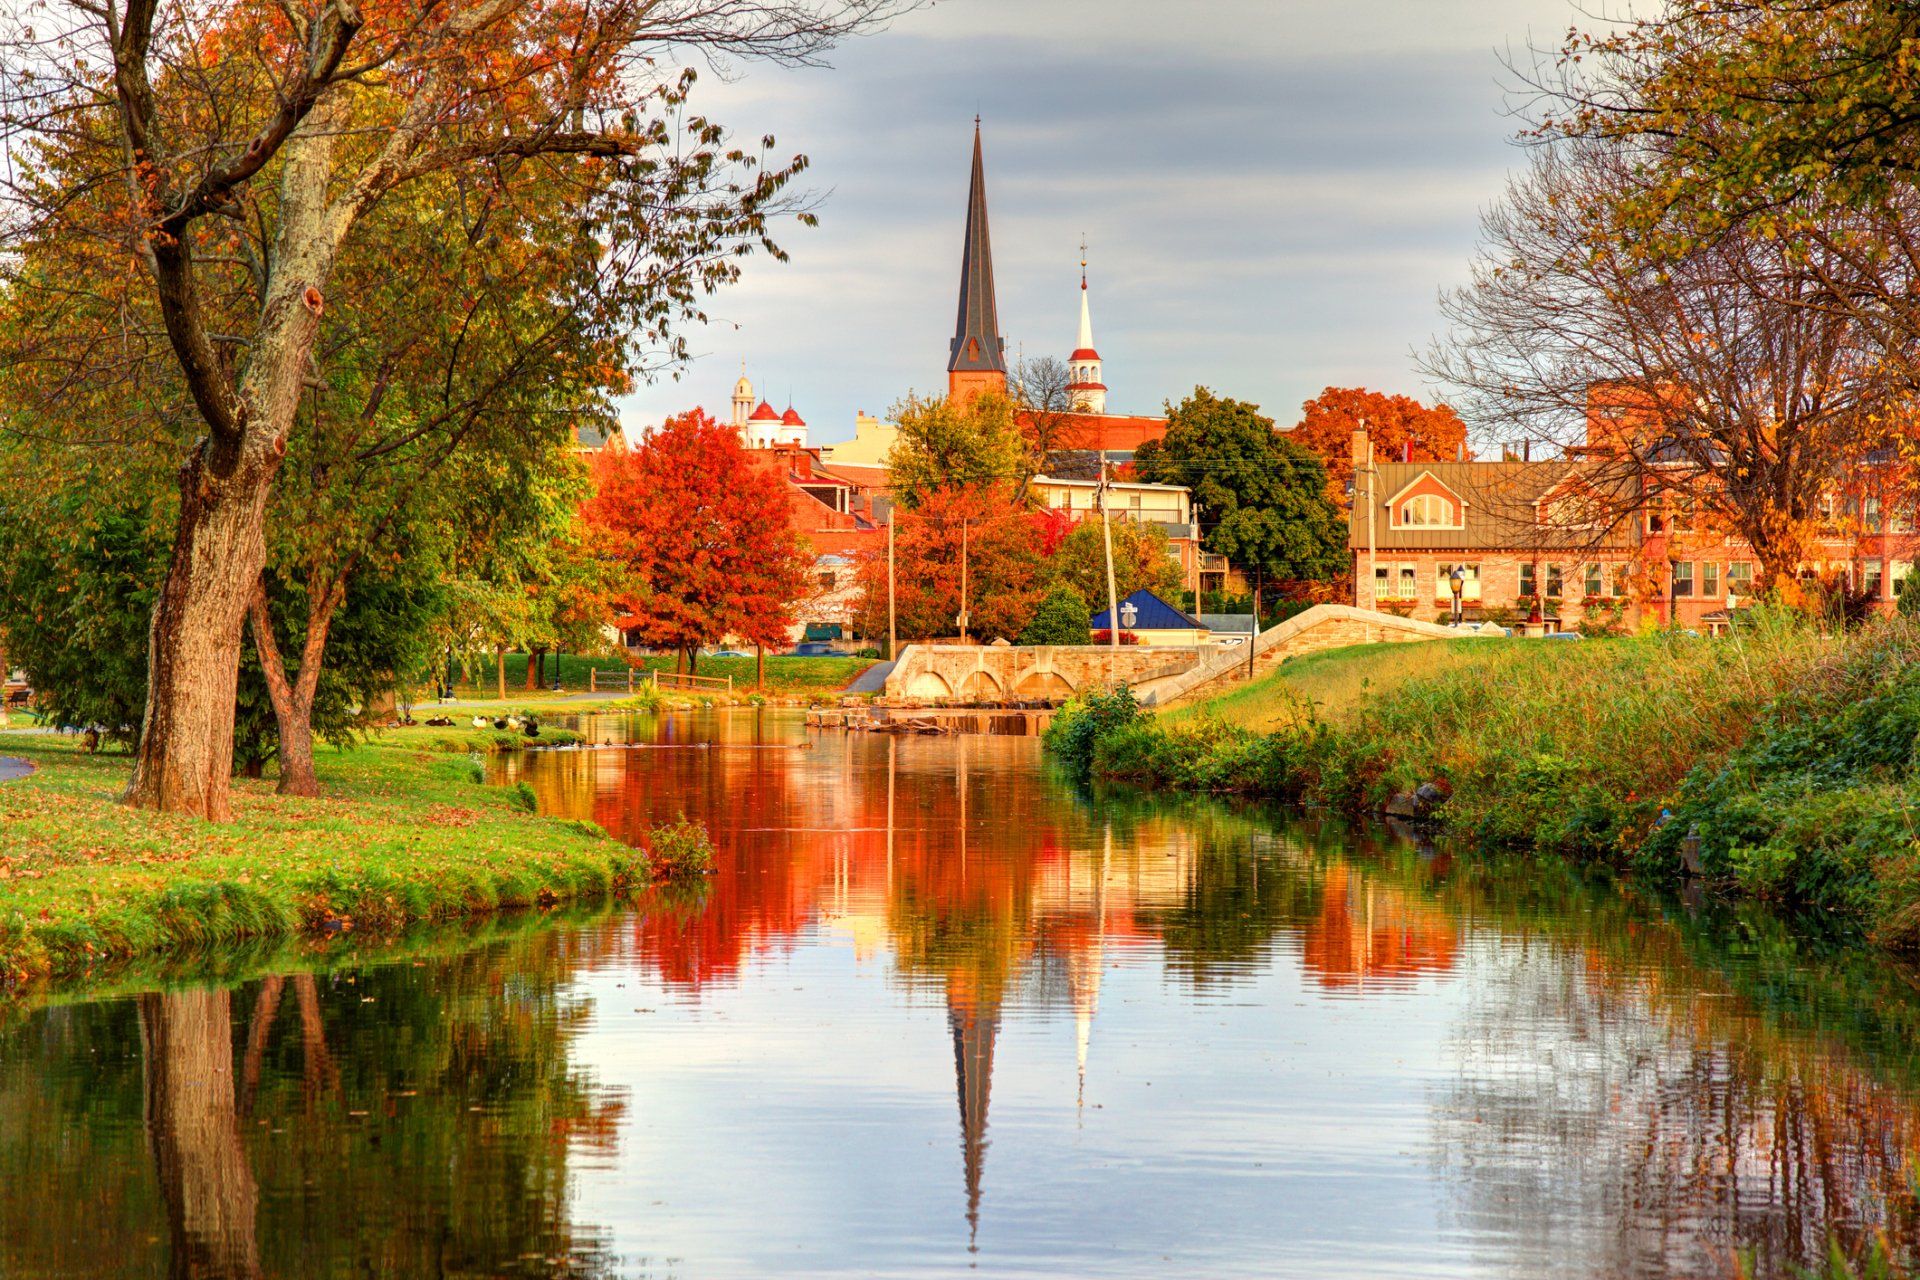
[948,120,1007,403]
[1067,237,1107,414]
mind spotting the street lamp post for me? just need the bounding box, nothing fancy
[1450,565,1465,625]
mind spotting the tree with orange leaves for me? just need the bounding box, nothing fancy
[0,0,903,819]
[583,411,807,673]
[853,483,1046,642]
[1288,388,1469,504]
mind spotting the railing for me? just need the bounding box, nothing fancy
[587,667,639,693]
[649,670,734,693]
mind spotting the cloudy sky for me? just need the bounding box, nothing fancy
[620,0,1583,445]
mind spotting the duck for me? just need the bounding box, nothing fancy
[471,716,490,728]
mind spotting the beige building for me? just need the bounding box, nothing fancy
[819,411,898,467]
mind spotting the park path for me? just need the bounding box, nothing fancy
[0,757,35,783]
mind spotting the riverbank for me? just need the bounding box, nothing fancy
[0,726,648,986]
[1051,615,1920,947]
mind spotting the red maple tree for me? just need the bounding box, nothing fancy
[584,410,808,670]
[1289,387,1469,503]
[854,482,1045,642]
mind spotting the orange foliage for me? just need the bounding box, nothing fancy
[1289,387,1469,503]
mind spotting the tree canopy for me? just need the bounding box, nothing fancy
[884,391,1031,508]
[583,410,807,668]
[1289,388,1467,504]
[1136,389,1347,586]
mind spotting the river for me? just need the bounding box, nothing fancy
[4,708,1920,1278]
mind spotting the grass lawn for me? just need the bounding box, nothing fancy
[1168,639,1503,731]
[0,725,646,986]
[458,651,876,699]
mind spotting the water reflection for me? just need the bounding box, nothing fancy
[4,712,1920,1276]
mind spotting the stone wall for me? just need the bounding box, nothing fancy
[882,644,1203,705]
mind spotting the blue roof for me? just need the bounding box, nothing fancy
[1091,589,1204,632]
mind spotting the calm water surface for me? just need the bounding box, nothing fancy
[6,709,1920,1278]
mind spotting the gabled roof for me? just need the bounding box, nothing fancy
[1091,589,1205,632]
[1383,469,1466,512]
[1351,460,1637,551]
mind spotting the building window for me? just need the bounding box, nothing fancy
[1519,563,1535,598]
[1583,563,1604,598]
[1397,564,1417,599]
[1400,494,1455,527]
[1702,562,1720,599]
[1866,557,1885,597]
[1728,562,1754,594]
[1373,565,1391,600]
[1612,564,1630,598]
[1673,561,1695,597]
[1435,563,1481,602]
[1545,564,1564,599]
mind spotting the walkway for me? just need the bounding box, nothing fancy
[0,756,35,783]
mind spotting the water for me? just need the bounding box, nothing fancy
[5,709,1920,1278]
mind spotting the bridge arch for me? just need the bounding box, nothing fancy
[958,669,1004,701]
[1012,669,1075,700]
[904,670,954,700]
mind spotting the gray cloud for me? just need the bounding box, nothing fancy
[621,0,1581,436]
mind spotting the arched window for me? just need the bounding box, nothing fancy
[1400,494,1455,527]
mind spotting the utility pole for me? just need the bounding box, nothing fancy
[959,517,971,645]
[1099,449,1120,653]
[1364,426,1378,612]
[887,508,897,661]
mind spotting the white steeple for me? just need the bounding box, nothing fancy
[1067,237,1107,414]
[732,362,754,434]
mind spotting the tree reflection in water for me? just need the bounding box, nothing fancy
[8,714,1920,1276]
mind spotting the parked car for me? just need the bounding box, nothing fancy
[787,642,838,657]
[706,649,751,659]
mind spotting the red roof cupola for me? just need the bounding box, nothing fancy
[781,406,806,427]
[749,401,781,422]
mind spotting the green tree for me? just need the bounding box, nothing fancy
[1048,519,1184,609]
[1019,586,1092,646]
[885,390,1032,508]
[1135,389,1346,592]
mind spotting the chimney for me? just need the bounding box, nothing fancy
[1402,439,1412,463]
[1350,426,1369,474]
[1523,440,1531,462]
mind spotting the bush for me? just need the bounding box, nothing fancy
[646,815,716,879]
[1043,686,1140,776]
[1020,586,1092,646]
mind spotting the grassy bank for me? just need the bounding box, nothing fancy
[1052,616,1920,947]
[0,726,648,985]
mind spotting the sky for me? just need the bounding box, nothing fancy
[619,0,1586,446]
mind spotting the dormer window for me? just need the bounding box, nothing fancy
[1400,494,1455,527]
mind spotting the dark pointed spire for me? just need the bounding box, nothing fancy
[949,996,998,1250]
[948,120,1006,397]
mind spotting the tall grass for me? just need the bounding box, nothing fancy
[1058,613,1920,946]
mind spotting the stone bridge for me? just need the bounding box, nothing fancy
[881,606,1503,707]
[1138,604,1504,707]
[882,643,1204,704]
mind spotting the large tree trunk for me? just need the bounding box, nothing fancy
[124,102,340,820]
[141,989,263,1280]
[247,579,342,799]
[496,648,507,700]
[526,648,547,691]
[123,457,276,820]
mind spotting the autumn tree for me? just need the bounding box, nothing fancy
[854,483,1044,642]
[0,0,903,820]
[1289,388,1468,504]
[583,410,807,671]
[1136,389,1347,607]
[885,390,1032,507]
[1425,139,1912,588]
[1048,518,1184,610]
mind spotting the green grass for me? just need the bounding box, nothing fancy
[0,726,646,986]
[454,651,875,699]
[1166,640,1498,731]
[1058,615,1920,947]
